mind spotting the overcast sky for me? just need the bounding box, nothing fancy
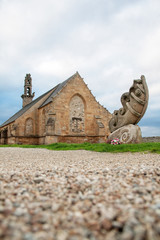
[0,0,160,137]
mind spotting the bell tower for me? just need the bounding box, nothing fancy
[21,74,35,107]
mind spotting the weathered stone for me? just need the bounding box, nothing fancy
[0,72,111,145]
[109,75,149,133]
[101,218,112,230]
[108,124,142,144]
[33,177,44,184]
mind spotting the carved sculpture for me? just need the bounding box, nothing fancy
[109,75,149,133]
[70,95,85,133]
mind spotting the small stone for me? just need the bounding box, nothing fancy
[112,221,123,230]
[104,207,118,220]
[23,232,35,240]
[14,207,27,217]
[135,198,144,204]
[154,223,160,234]
[0,195,5,201]
[152,203,160,209]
[34,231,49,240]
[134,225,146,240]
[120,229,134,240]
[101,218,112,230]
[52,203,61,212]
[33,177,44,183]
[155,209,160,216]
[0,206,5,213]
[87,221,100,231]
[56,230,68,240]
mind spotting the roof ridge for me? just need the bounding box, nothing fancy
[0,72,80,128]
[0,86,55,128]
[39,72,80,108]
[38,84,60,108]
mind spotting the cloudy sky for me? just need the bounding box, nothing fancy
[0,0,160,137]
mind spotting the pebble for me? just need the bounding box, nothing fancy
[0,148,160,240]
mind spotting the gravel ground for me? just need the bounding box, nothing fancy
[0,148,160,240]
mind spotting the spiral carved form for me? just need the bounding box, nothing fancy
[120,129,130,143]
[108,124,142,144]
[109,75,149,133]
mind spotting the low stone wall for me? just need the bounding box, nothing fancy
[142,136,160,142]
[57,135,106,144]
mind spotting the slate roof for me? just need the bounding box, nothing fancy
[0,72,79,128]
[39,72,78,108]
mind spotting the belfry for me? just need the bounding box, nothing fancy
[21,74,35,107]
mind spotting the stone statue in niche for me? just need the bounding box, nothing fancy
[70,95,85,133]
[108,75,149,143]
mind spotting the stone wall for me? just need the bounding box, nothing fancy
[41,74,111,144]
[142,137,160,142]
[51,74,111,137]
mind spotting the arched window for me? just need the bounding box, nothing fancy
[70,95,85,133]
[25,118,33,135]
[26,87,31,96]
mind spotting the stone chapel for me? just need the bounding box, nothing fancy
[0,72,112,145]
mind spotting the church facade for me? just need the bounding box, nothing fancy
[0,72,111,145]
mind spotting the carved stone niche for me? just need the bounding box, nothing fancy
[70,95,85,133]
[46,117,55,135]
[25,118,34,135]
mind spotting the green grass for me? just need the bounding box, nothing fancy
[0,142,160,153]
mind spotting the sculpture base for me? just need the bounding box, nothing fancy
[108,124,142,144]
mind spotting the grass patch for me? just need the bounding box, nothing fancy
[0,142,160,153]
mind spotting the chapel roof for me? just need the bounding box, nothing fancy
[0,72,79,128]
